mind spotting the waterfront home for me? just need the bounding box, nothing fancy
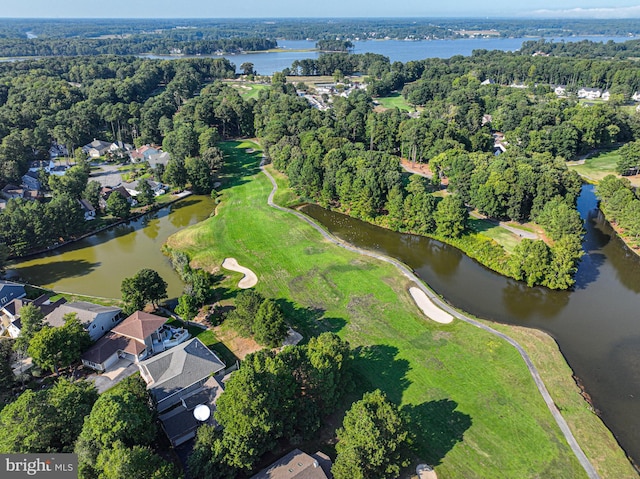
[99,185,137,209]
[1,295,66,338]
[0,281,26,307]
[78,199,96,220]
[250,449,333,479]
[46,301,123,341]
[81,311,189,371]
[138,337,226,445]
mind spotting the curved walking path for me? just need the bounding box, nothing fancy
[261,166,600,479]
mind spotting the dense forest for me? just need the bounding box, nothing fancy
[2,18,640,42]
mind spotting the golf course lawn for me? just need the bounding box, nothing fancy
[166,141,635,479]
[376,92,416,112]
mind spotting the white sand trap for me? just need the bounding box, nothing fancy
[245,148,255,153]
[409,287,453,324]
[222,258,258,289]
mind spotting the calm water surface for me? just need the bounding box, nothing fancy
[141,36,632,75]
[303,185,640,464]
[6,196,215,299]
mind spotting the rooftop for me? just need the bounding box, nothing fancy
[250,449,332,479]
[46,301,121,328]
[112,311,167,342]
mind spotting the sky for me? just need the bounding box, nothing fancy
[2,0,640,19]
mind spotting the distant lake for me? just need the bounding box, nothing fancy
[140,36,634,75]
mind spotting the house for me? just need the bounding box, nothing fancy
[602,91,611,101]
[138,337,226,445]
[78,199,96,220]
[21,171,42,191]
[29,159,56,172]
[129,145,160,162]
[46,301,122,341]
[82,139,112,159]
[109,141,133,153]
[139,337,226,412]
[99,185,137,209]
[554,85,567,96]
[1,295,66,338]
[156,376,224,446]
[250,449,333,479]
[480,78,495,85]
[81,311,189,371]
[0,281,26,307]
[147,180,166,196]
[632,92,640,102]
[577,87,602,100]
[147,151,171,169]
[48,142,68,160]
[1,184,24,200]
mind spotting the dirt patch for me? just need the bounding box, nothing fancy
[213,325,262,360]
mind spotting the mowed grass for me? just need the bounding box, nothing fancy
[468,217,522,253]
[166,141,635,478]
[225,82,269,100]
[375,92,415,112]
[568,148,622,182]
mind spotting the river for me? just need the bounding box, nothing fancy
[140,36,632,75]
[6,196,215,299]
[301,184,640,464]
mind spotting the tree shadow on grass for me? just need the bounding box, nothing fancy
[403,399,472,466]
[352,344,411,404]
[275,298,347,338]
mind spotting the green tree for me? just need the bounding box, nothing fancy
[136,179,155,206]
[0,378,97,453]
[175,294,198,322]
[121,268,168,311]
[332,390,411,479]
[106,191,131,218]
[435,195,468,238]
[227,289,264,336]
[240,62,255,76]
[13,303,45,355]
[508,239,551,287]
[253,299,288,347]
[0,338,14,395]
[95,442,179,479]
[83,180,102,211]
[305,332,352,412]
[535,198,584,241]
[616,140,640,175]
[185,156,214,194]
[188,426,236,479]
[163,158,187,188]
[27,313,91,374]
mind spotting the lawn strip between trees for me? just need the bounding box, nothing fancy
[166,141,636,478]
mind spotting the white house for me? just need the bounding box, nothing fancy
[82,139,112,159]
[577,87,602,100]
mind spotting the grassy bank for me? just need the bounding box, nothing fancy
[166,141,636,478]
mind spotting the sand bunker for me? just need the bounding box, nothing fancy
[409,287,453,324]
[222,258,258,288]
[245,148,255,153]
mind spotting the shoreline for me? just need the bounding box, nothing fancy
[262,164,622,478]
[7,191,192,262]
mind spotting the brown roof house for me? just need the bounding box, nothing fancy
[46,301,122,341]
[138,337,226,446]
[81,311,189,372]
[250,449,333,479]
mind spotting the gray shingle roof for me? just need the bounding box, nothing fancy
[46,301,120,327]
[140,338,225,403]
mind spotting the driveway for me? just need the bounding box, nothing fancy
[89,359,138,393]
[89,163,124,188]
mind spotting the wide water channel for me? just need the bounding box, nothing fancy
[6,195,215,299]
[303,185,640,464]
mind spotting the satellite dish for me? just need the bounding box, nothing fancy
[193,404,211,421]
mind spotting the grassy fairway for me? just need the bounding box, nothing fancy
[166,141,635,478]
[568,148,622,183]
[468,217,522,253]
[375,92,416,112]
[225,81,269,100]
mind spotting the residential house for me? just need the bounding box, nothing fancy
[147,180,166,196]
[46,301,123,341]
[138,338,226,446]
[109,141,133,153]
[632,91,640,102]
[99,185,137,209]
[577,87,602,100]
[81,311,189,371]
[129,145,160,163]
[554,85,567,97]
[480,78,495,85]
[122,179,166,197]
[48,142,68,160]
[29,159,55,173]
[602,91,611,101]
[1,184,24,200]
[250,449,333,479]
[21,171,42,191]
[0,281,26,307]
[78,199,96,220]
[82,139,112,159]
[147,151,171,169]
[1,295,66,338]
